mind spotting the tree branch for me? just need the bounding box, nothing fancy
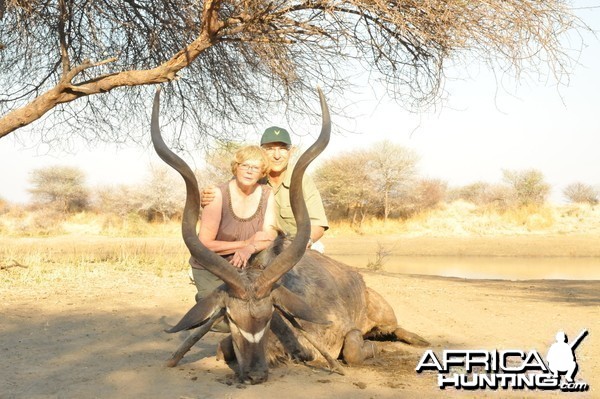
[58,0,71,77]
[0,0,225,140]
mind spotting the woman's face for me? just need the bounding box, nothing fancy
[235,159,264,188]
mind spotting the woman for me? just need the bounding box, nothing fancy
[191,145,277,300]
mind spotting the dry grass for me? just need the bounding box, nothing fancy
[328,201,600,238]
[4,201,599,240]
[0,207,192,288]
[0,208,182,237]
[1,202,599,286]
[0,235,189,288]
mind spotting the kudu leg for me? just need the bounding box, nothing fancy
[392,327,430,347]
[342,329,379,365]
[295,328,345,376]
[365,287,429,347]
[276,311,345,375]
[165,312,225,367]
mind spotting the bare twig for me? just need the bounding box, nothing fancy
[0,260,28,270]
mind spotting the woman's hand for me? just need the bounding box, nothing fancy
[229,230,275,269]
[230,244,255,269]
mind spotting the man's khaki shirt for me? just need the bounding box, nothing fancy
[266,167,328,238]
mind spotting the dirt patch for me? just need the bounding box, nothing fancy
[1,256,598,399]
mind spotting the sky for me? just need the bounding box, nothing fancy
[1,4,599,205]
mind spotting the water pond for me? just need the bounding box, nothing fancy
[329,254,600,280]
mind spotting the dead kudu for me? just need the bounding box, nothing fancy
[151,87,428,384]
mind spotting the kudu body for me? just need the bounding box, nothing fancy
[151,88,427,384]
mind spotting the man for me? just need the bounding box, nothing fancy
[202,126,329,251]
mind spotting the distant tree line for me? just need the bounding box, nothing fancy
[16,141,599,223]
[447,172,599,209]
[23,165,185,222]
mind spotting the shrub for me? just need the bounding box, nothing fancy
[563,182,598,205]
[502,169,550,207]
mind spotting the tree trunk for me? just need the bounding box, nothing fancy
[383,190,389,223]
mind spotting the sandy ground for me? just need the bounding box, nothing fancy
[1,239,599,399]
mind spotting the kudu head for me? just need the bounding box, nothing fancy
[151,87,331,384]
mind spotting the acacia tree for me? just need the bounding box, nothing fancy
[313,141,418,224]
[364,140,418,221]
[29,165,89,212]
[197,141,241,185]
[0,0,583,145]
[134,166,186,221]
[313,150,376,227]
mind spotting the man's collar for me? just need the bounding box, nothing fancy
[281,166,293,188]
[266,166,293,188]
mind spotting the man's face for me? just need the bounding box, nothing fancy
[262,142,291,174]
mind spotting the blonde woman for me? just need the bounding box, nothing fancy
[191,145,277,301]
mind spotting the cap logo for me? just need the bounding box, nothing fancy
[274,130,280,135]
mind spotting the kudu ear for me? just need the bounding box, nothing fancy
[165,289,227,333]
[272,285,331,325]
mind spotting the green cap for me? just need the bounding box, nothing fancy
[260,126,292,146]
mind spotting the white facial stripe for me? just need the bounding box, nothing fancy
[238,325,268,344]
[226,307,271,344]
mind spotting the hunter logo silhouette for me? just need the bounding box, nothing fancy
[546,329,588,383]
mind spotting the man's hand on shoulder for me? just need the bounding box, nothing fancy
[200,186,217,208]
